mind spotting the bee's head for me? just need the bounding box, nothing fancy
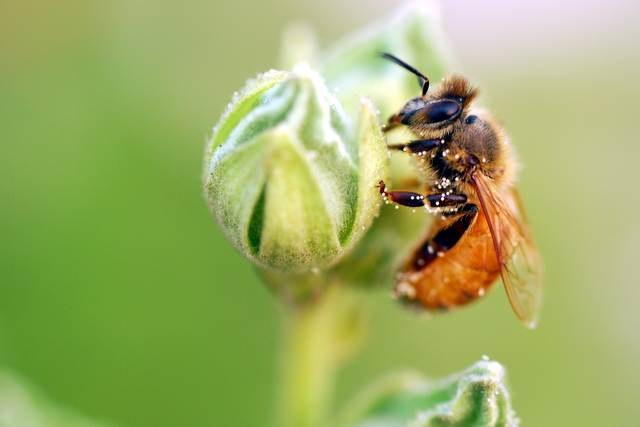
[400,76,479,133]
[381,53,479,136]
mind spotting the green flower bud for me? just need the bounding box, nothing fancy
[204,64,388,275]
[334,360,518,427]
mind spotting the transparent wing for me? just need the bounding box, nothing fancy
[471,172,543,328]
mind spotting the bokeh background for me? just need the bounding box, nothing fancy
[2,0,640,426]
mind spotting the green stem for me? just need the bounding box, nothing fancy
[275,285,366,427]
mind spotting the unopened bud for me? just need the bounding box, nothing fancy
[204,64,388,276]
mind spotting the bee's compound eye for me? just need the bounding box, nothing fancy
[465,115,478,124]
[424,100,461,123]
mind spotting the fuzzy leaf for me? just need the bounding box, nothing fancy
[334,361,519,427]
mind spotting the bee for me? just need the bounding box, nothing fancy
[378,53,543,328]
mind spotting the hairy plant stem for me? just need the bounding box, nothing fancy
[275,285,366,427]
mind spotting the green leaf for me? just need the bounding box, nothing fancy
[334,360,519,427]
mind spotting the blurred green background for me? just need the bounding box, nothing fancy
[1,0,639,426]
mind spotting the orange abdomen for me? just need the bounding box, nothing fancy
[396,209,500,310]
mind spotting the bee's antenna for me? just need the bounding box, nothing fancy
[381,52,430,97]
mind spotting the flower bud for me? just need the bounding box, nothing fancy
[204,64,388,274]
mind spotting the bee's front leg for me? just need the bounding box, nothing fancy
[387,138,445,154]
[382,114,404,133]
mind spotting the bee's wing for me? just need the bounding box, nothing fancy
[471,172,544,328]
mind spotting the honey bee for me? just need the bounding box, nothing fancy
[379,53,543,328]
